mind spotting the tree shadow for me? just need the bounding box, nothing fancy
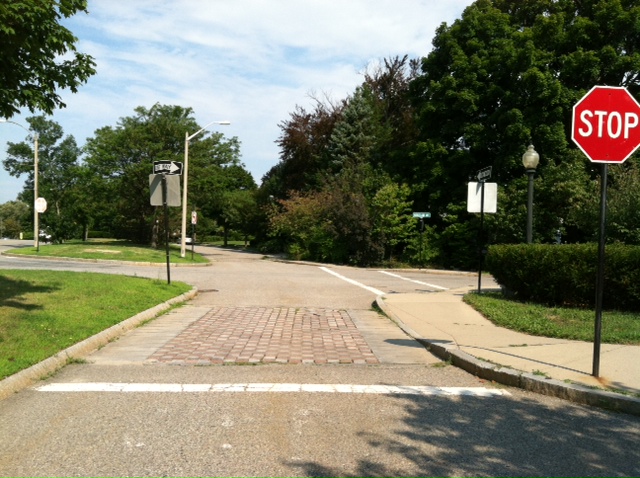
[0,275,58,310]
[287,392,640,477]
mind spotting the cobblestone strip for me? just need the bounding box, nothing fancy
[148,307,379,365]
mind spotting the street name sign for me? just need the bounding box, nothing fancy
[476,166,492,182]
[412,212,431,218]
[153,160,184,175]
[572,85,640,163]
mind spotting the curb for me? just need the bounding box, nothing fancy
[375,296,640,416]
[0,287,198,401]
[1,252,211,267]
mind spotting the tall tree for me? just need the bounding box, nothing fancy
[266,100,342,199]
[409,0,640,264]
[0,200,29,239]
[0,0,96,118]
[84,104,248,243]
[3,115,83,241]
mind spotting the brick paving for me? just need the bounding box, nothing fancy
[148,307,380,365]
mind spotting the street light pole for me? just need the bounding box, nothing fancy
[181,120,230,257]
[0,119,39,248]
[34,133,39,250]
[522,145,540,244]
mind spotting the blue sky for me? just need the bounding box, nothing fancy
[0,0,475,204]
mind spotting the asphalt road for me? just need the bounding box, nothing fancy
[0,242,639,477]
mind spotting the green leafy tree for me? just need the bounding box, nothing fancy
[217,189,258,246]
[3,115,83,241]
[84,104,248,243]
[409,0,640,266]
[267,191,330,260]
[0,200,29,238]
[266,100,342,199]
[370,183,414,261]
[0,0,96,118]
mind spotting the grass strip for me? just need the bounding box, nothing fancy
[7,239,209,264]
[0,270,191,379]
[464,291,640,345]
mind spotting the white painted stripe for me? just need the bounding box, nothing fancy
[319,267,385,296]
[378,271,449,290]
[36,382,510,397]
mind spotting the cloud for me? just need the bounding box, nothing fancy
[0,0,474,203]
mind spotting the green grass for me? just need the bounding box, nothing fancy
[0,270,191,379]
[8,239,209,264]
[464,291,640,345]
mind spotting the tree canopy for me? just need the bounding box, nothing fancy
[0,0,96,118]
[3,115,84,241]
[260,0,640,268]
[84,104,254,243]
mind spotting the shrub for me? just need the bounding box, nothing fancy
[486,243,640,311]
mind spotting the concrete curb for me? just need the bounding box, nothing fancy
[1,252,211,267]
[0,287,198,401]
[375,296,640,416]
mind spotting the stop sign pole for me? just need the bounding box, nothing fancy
[572,85,640,377]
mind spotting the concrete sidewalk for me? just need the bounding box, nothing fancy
[377,289,640,415]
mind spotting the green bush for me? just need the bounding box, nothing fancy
[486,243,640,311]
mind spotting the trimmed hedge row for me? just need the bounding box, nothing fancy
[485,243,640,311]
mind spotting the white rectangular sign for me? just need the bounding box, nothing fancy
[467,182,497,213]
[149,174,181,207]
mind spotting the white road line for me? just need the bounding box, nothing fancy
[378,271,449,290]
[319,267,385,296]
[37,382,511,397]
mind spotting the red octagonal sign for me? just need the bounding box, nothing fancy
[572,85,640,163]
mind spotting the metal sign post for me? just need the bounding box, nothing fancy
[191,210,197,261]
[593,164,608,376]
[161,174,171,285]
[471,167,494,293]
[571,85,640,377]
[412,212,431,269]
[150,171,182,285]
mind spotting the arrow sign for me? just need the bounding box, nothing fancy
[476,166,492,182]
[153,160,183,175]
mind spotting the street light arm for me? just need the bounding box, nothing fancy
[0,119,38,140]
[0,119,26,130]
[186,120,231,142]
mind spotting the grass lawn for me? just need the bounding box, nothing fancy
[0,270,191,380]
[464,291,640,345]
[8,239,209,264]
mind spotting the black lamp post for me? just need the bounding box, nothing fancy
[522,145,540,243]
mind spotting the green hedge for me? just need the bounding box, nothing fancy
[486,244,640,311]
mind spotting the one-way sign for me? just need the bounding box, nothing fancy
[153,160,183,175]
[476,166,492,182]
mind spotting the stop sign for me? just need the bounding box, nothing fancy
[572,85,640,163]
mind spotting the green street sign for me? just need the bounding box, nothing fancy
[412,212,431,218]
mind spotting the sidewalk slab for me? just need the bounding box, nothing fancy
[377,289,640,415]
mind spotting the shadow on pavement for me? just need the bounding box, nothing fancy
[286,392,640,477]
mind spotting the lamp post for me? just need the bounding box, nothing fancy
[522,144,540,244]
[181,120,230,257]
[0,120,39,248]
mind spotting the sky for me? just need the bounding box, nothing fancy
[0,0,475,204]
